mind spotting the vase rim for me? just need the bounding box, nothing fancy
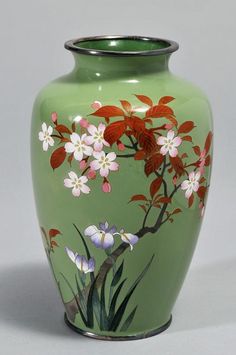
[64,35,179,57]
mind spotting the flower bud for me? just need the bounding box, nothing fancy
[87,169,96,180]
[79,160,87,170]
[102,180,111,193]
[79,118,89,128]
[51,112,58,123]
[91,101,102,110]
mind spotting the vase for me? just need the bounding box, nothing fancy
[31,35,213,340]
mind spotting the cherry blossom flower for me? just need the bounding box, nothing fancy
[181,171,201,199]
[38,123,54,151]
[65,247,95,273]
[157,130,182,157]
[85,123,110,152]
[64,171,90,197]
[90,151,119,177]
[65,133,93,161]
[84,222,117,249]
[118,229,139,251]
[91,101,102,110]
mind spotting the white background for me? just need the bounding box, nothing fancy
[0,1,235,354]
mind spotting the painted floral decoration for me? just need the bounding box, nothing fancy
[38,94,212,332]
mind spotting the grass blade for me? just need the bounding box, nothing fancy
[108,279,127,326]
[60,272,87,326]
[86,275,99,328]
[100,273,108,330]
[111,260,124,288]
[120,306,138,331]
[73,223,94,282]
[109,254,154,331]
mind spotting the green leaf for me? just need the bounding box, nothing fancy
[73,224,94,282]
[100,273,108,330]
[120,306,138,331]
[108,279,127,327]
[60,272,87,326]
[109,255,154,331]
[86,276,98,328]
[111,260,124,288]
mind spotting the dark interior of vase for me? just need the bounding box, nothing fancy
[75,37,170,53]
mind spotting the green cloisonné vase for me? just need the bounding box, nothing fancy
[31,36,213,340]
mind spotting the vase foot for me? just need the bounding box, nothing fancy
[64,313,172,341]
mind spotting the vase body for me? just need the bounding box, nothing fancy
[31,36,213,340]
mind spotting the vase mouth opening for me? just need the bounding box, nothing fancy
[64,35,179,57]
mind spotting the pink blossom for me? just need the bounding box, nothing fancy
[181,171,201,199]
[91,101,102,110]
[65,133,93,161]
[90,151,119,177]
[157,130,182,157]
[85,123,110,152]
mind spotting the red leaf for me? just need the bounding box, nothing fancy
[104,121,126,145]
[188,194,194,207]
[158,197,172,203]
[172,208,182,215]
[134,150,146,160]
[197,186,207,199]
[49,229,61,238]
[132,117,146,132]
[205,155,211,166]
[120,100,132,114]
[146,104,174,118]
[138,129,157,154]
[166,115,178,126]
[204,132,213,154]
[193,145,201,156]
[139,204,147,213]
[169,156,185,176]
[50,147,66,170]
[199,176,206,184]
[182,135,193,142]
[150,177,163,198]
[181,153,188,159]
[135,94,153,107]
[51,240,58,248]
[90,105,124,118]
[178,121,195,134]
[158,96,175,104]
[55,125,72,134]
[129,194,148,203]
[144,153,164,176]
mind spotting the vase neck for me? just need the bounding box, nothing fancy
[71,53,171,79]
[64,36,178,80]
